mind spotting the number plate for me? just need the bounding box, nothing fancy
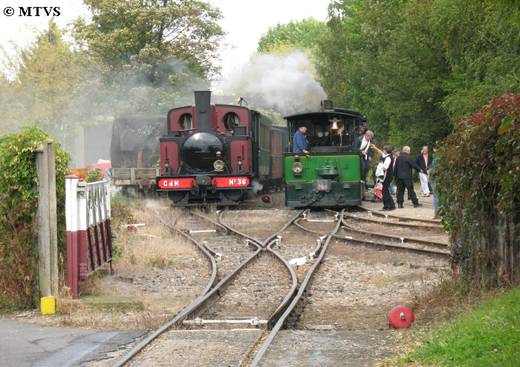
[212,177,250,188]
[157,178,195,189]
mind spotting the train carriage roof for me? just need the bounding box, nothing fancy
[284,108,366,121]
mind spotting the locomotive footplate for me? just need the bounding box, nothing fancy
[156,175,252,206]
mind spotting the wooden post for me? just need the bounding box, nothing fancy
[47,140,59,296]
[35,140,58,298]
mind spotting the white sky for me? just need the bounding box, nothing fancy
[0,0,329,78]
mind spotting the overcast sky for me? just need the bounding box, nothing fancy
[0,0,329,78]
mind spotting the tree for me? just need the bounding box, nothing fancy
[0,127,70,311]
[0,21,85,137]
[257,18,327,54]
[15,21,84,128]
[432,0,520,118]
[74,0,224,83]
[317,0,520,150]
[318,0,452,149]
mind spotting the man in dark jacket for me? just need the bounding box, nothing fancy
[394,146,425,208]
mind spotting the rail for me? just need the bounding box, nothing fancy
[250,210,344,366]
[356,205,442,225]
[113,209,303,366]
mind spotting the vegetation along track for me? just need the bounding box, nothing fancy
[114,208,323,366]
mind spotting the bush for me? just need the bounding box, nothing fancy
[0,127,70,311]
[86,168,103,183]
[437,94,520,286]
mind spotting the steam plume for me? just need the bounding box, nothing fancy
[217,51,326,115]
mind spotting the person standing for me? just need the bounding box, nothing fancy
[416,145,433,196]
[430,148,440,219]
[394,146,425,208]
[358,130,374,189]
[331,125,346,147]
[371,144,395,210]
[391,148,401,195]
[293,126,309,154]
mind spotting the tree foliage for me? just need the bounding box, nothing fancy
[0,1,225,161]
[317,0,520,150]
[0,128,69,311]
[0,22,83,133]
[74,0,224,82]
[437,94,520,285]
[257,18,326,54]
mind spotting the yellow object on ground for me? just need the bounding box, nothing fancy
[40,296,56,315]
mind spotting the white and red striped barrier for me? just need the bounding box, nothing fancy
[66,176,112,298]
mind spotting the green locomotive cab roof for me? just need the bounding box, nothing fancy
[285,109,367,154]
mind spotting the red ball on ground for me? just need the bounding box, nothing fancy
[388,305,415,329]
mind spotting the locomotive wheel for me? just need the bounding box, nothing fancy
[223,190,244,202]
[168,191,187,203]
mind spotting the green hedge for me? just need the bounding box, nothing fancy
[437,94,520,286]
[0,127,69,311]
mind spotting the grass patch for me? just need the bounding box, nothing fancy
[146,256,176,269]
[402,285,520,366]
[111,194,135,229]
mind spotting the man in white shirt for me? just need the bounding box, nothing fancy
[371,144,395,210]
[358,130,374,190]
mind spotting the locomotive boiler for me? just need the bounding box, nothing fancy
[157,91,286,205]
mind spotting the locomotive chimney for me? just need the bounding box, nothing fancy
[195,90,211,132]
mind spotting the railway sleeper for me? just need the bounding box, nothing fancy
[183,317,269,327]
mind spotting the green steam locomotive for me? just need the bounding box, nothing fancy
[284,101,367,208]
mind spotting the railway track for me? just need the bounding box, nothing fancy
[114,208,333,366]
[177,210,258,282]
[339,213,450,256]
[258,209,449,366]
[344,210,442,231]
[248,210,344,366]
[112,205,447,366]
[290,209,449,257]
[356,205,442,226]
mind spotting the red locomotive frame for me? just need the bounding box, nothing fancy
[157,91,286,206]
